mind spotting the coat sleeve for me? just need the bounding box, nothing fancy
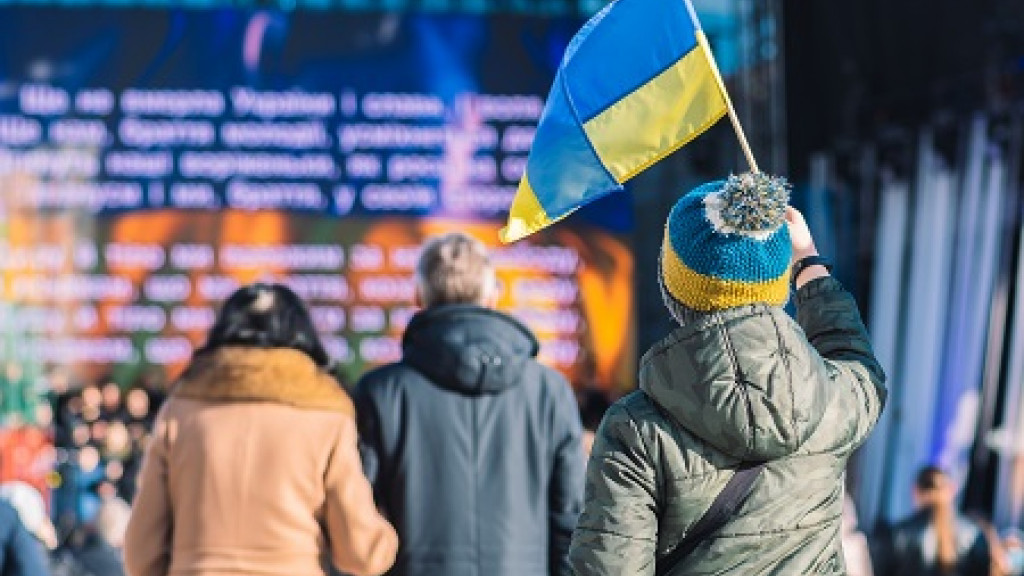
[323,416,399,576]
[124,410,174,576]
[869,524,896,576]
[794,276,888,451]
[351,380,383,490]
[5,509,51,576]
[569,402,658,576]
[547,374,585,576]
[962,525,991,576]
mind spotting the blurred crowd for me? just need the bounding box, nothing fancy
[0,363,166,576]
[48,370,165,523]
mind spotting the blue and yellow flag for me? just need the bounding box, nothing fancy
[500,0,730,243]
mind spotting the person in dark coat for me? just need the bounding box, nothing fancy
[874,466,991,576]
[66,526,125,576]
[0,499,50,576]
[354,232,585,576]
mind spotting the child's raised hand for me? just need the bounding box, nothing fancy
[785,207,818,261]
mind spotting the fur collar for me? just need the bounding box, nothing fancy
[173,347,353,416]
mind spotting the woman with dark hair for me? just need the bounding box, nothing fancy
[875,465,991,576]
[124,283,398,576]
[197,282,331,367]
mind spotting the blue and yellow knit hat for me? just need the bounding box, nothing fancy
[660,173,792,314]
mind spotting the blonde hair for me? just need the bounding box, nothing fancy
[415,233,495,308]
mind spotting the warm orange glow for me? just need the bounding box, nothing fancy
[2,211,635,393]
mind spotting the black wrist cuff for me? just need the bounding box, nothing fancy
[791,255,833,285]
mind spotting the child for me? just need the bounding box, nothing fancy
[569,174,887,576]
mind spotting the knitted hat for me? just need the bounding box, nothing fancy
[660,173,792,316]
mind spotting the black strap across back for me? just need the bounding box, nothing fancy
[654,461,767,576]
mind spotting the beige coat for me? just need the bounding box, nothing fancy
[124,347,398,576]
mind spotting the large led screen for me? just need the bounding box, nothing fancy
[0,8,635,392]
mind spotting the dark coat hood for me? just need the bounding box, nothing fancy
[355,304,584,576]
[402,305,540,395]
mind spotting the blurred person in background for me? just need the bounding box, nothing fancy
[577,388,611,458]
[354,232,585,576]
[119,387,153,502]
[64,523,125,576]
[843,494,874,576]
[964,511,1010,576]
[1,362,37,426]
[96,495,131,551]
[125,283,397,576]
[123,388,152,427]
[99,383,123,421]
[58,481,131,576]
[79,386,102,425]
[74,446,105,524]
[102,421,132,463]
[45,368,73,426]
[0,481,58,552]
[568,176,887,575]
[1002,529,1024,576]
[874,465,990,576]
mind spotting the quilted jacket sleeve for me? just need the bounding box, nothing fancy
[569,398,658,576]
[794,276,887,452]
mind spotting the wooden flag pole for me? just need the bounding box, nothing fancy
[696,31,760,174]
[723,97,760,175]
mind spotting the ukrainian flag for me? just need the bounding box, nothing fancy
[500,0,730,243]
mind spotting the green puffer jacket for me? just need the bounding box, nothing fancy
[569,277,887,576]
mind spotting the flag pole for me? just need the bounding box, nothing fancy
[720,86,760,174]
[694,30,760,174]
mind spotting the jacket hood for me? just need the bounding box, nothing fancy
[639,304,829,461]
[402,305,539,395]
[173,347,353,416]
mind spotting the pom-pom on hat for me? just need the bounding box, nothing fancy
[660,172,792,315]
